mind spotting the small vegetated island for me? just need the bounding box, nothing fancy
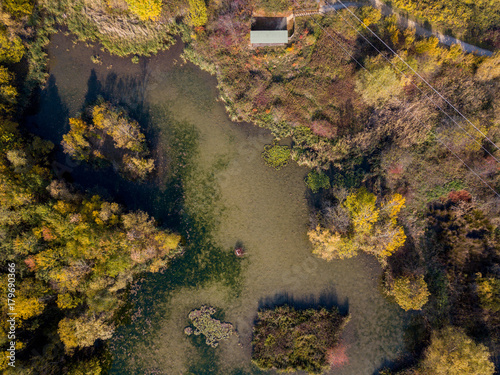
[252,305,349,374]
[62,100,155,180]
[184,305,235,348]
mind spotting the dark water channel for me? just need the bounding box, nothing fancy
[29,33,407,375]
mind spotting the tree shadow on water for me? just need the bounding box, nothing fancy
[84,69,102,105]
[72,70,177,222]
[258,289,349,316]
[84,70,157,147]
[27,74,69,144]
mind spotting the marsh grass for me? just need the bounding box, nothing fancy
[39,0,179,56]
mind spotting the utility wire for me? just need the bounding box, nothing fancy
[308,16,370,73]
[299,9,500,198]
[328,3,500,164]
[435,137,500,198]
[336,0,500,154]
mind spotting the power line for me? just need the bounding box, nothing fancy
[336,0,500,155]
[435,137,500,198]
[297,9,500,198]
[308,16,370,74]
[328,3,500,164]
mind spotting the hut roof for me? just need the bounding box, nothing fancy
[250,30,289,45]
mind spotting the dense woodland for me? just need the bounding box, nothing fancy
[0,1,184,373]
[1,0,500,373]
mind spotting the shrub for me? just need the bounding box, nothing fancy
[0,29,25,64]
[90,55,102,65]
[305,170,330,193]
[262,143,290,170]
[58,316,115,352]
[326,343,348,368]
[1,0,34,17]
[308,225,358,260]
[39,0,178,57]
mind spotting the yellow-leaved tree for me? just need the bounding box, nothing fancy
[58,315,115,352]
[387,275,430,311]
[308,188,406,262]
[420,327,495,375]
[476,52,500,81]
[308,226,357,260]
[187,0,208,27]
[0,29,24,64]
[124,0,162,21]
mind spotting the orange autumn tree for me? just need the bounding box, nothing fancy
[309,188,406,262]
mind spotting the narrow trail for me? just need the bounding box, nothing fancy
[314,0,494,56]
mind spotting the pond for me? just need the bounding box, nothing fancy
[29,32,407,375]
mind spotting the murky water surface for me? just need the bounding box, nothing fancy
[32,33,406,375]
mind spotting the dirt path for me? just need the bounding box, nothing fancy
[318,0,494,56]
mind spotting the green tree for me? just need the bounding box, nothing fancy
[68,357,104,375]
[252,305,349,374]
[0,66,17,114]
[305,170,330,193]
[420,327,495,375]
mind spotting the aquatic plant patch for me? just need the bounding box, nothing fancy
[185,305,234,348]
[261,143,290,170]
